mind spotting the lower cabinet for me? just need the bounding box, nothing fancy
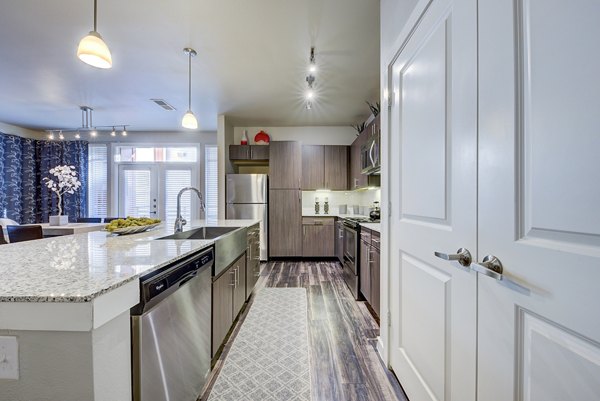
[359,228,381,318]
[246,224,261,298]
[269,189,302,257]
[212,253,246,356]
[302,217,335,257]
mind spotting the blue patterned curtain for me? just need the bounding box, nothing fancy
[0,132,88,223]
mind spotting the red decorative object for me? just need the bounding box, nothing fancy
[241,129,249,145]
[254,130,270,144]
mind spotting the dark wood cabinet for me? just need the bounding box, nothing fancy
[250,145,269,160]
[229,145,250,160]
[359,228,380,318]
[245,224,260,298]
[269,189,302,256]
[302,145,325,190]
[212,264,234,356]
[232,256,246,316]
[301,144,349,190]
[351,131,368,189]
[212,252,247,356]
[229,145,270,161]
[302,217,335,257]
[324,145,349,190]
[269,141,301,189]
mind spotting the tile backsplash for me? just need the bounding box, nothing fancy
[302,189,381,216]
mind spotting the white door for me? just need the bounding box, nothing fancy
[118,164,198,225]
[118,164,159,218]
[388,0,478,400]
[477,0,600,400]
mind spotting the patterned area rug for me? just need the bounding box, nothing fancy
[207,288,311,401]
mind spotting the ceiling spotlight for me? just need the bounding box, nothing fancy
[48,131,55,140]
[309,47,317,73]
[77,0,112,69]
[111,126,116,136]
[75,132,81,139]
[306,75,315,88]
[181,47,198,130]
[306,90,315,100]
[58,131,64,140]
[90,129,97,137]
[306,100,312,110]
[122,126,127,136]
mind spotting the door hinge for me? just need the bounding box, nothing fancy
[387,91,394,111]
[388,201,392,218]
[387,310,392,327]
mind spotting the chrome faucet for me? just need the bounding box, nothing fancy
[174,187,205,233]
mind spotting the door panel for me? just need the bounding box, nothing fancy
[478,0,600,400]
[269,141,301,189]
[324,145,349,190]
[268,189,302,257]
[301,145,325,190]
[118,165,158,218]
[388,0,478,400]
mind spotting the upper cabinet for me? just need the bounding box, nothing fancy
[351,117,381,190]
[229,145,269,161]
[269,141,302,189]
[301,145,349,190]
[324,145,349,190]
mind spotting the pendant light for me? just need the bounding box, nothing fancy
[77,0,112,69]
[181,47,198,129]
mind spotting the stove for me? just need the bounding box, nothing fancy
[342,217,380,228]
[340,216,380,299]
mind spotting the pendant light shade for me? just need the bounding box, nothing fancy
[78,31,112,69]
[78,0,112,69]
[182,110,198,129]
[182,47,198,130]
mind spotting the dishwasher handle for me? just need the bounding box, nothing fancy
[178,271,199,287]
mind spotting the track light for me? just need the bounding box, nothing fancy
[75,132,81,139]
[121,126,127,136]
[308,47,317,73]
[90,129,97,137]
[111,126,116,136]
[48,131,55,140]
[182,47,198,129]
[77,0,112,69]
[58,131,64,140]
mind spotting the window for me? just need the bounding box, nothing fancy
[114,146,197,163]
[164,169,193,227]
[205,145,218,220]
[88,144,108,218]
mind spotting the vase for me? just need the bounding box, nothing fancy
[49,215,69,226]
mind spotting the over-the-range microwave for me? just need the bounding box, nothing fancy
[361,129,380,175]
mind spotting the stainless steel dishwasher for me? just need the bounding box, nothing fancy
[131,247,214,401]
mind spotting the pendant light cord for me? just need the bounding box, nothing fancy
[93,0,98,31]
[188,52,192,110]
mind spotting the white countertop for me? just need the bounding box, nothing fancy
[360,222,381,233]
[0,219,259,303]
[24,222,106,236]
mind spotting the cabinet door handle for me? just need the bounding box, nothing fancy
[229,270,236,286]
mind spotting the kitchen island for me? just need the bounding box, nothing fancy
[0,219,259,401]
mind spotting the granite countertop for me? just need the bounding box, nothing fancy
[360,222,381,233]
[0,219,259,303]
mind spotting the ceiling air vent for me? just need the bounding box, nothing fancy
[150,99,176,111]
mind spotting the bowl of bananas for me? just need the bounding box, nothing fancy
[105,217,162,235]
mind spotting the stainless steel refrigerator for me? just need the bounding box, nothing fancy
[226,174,268,260]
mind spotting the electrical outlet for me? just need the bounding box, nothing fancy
[0,336,19,380]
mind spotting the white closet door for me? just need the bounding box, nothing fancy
[478,0,600,400]
[388,0,478,400]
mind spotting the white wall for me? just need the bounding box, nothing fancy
[233,126,357,146]
[0,121,45,140]
[217,116,235,219]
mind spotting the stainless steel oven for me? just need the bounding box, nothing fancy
[342,220,360,299]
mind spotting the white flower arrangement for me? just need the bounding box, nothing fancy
[43,165,82,216]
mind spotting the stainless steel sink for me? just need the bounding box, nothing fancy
[157,226,240,240]
[156,226,247,277]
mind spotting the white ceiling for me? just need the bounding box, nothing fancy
[0,0,380,132]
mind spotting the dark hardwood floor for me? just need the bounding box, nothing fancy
[202,260,408,401]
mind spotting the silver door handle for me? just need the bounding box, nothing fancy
[229,269,236,286]
[434,248,472,267]
[472,255,530,295]
[471,255,503,279]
